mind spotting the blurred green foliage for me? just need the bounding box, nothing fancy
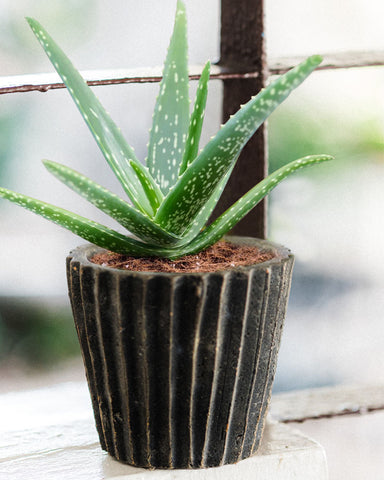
[0,299,79,367]
[268,108,384,174]
[0,0,96,68]
[0,109,26,185]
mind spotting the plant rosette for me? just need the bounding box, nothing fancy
[0,0,332,470]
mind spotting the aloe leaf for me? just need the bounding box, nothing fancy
[0,187,173,256]
[27,17,162,217]
[129,160,163,212]
[0,156,332,259]
[43,160,180,246]
[155,55,323,235]
[166,155,333,258]
[179,61,210,176]
[176,161,235,244]
[146,0,190,194]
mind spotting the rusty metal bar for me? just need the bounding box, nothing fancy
[0,65,260,96]
[270,384,384,424]
[2,51,383,96]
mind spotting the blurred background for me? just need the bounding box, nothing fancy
[0,0,383,477]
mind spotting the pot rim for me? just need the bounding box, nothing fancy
[67,236,293,277]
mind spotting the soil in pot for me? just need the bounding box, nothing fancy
[91,240,275,273]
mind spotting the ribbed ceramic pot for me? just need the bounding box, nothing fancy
[66,236,294,469]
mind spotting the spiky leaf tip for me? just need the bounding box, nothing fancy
[179,60,211,175]
[146,0,190,194]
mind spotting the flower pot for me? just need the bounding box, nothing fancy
[66,236,294,469]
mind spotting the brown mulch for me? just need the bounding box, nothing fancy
[91,241,275,273]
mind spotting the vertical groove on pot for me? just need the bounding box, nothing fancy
[222,267,270,464]
[144,276,172,468]
[239,258,293,459]
[114,278,134,464]
[118,275,149,466]
[79,265,116,457]
[238,267,272,460]
[202,271,250,468]
[189,274,223,468]
[249,258,294,456]
[66,258,106,451]
[94,270,131,461]
[246,266,282,458]
[141,279,151,466]
[169,276,204,469]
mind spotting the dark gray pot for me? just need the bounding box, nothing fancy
[67,236,294,469]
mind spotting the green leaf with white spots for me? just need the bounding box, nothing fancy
[165,155,334,258]
[43,160,180,246]
[0,7,333,259]
[0,155,332,259]
[155,55,323,236]
[179,61,210,176]
[26,17,162,218]
[128,160,163,212]
[146,0,190,194]
[0,187,170,256]
[176,162,235,244]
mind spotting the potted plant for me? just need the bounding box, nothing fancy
[0,1,332,469]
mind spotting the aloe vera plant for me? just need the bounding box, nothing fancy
[0,1,332,259]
